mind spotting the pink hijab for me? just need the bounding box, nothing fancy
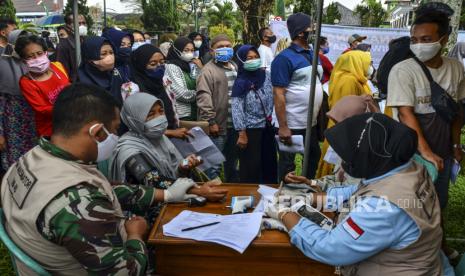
[327,95,380,123]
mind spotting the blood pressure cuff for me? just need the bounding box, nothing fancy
[125,153,153,183]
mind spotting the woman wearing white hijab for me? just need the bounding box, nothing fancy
[109,93,227,204]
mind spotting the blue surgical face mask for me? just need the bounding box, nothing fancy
[145,65,165,80]
[132,41,146,51]
[214,47,234,63]
[322,47,330,55]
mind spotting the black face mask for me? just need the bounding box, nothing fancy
[300,31,313,45]
[266,35,277,44]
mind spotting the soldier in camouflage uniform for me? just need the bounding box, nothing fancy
[1,83,197,275]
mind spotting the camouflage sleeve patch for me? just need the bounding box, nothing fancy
[37,184,148,276]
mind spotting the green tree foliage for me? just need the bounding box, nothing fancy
[206,1,236,28]
[323,2,341,24]
[140,0,179,32]
[177,0,210,32]
[112,15,144,31]
[209,24,235,43]
[276,0,286,20]
[354,0,387,27]
[63,0,94,32]
[293,0,315,17]
[0,0,16,20]
[236,0,274,45]
[18,22,38,34]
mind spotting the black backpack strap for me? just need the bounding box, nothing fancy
[412,56,434,83]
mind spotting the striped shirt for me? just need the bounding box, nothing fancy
[224,67,237,129]
[164,64,200,119]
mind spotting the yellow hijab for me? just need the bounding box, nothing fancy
[328,51,372,108]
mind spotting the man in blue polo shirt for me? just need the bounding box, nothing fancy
[271,12,324,180]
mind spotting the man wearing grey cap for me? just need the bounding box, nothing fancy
[343,33,367,54]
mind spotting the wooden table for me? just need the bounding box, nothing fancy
[148,184,335,275]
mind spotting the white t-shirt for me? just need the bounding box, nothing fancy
[387,56,465,158]
[272,65,324,129]
[258,44,274,71]
[387,57,465,114]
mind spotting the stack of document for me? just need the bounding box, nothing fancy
[163,210,263,253]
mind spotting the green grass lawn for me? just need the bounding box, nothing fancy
[0,157,464,274]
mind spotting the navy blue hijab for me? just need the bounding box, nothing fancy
[102,28,132,81]
[78,36,125,105]
[102,28,133,66]
[78,36,115,89]
[231,45,266,98]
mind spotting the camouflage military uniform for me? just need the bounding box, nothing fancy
[35,138,154,275]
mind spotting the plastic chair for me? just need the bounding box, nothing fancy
[456,254,465,276]
[0,208,50,276]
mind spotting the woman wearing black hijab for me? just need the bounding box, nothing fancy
[325,113,417,179]
[164,37,201,120]
[78,36,124,104]
[130,44,190,138]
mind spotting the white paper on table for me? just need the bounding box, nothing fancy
[163,210,263,254]
[254,185,279,213]
[170,127,225,171]
[275,135,304,154]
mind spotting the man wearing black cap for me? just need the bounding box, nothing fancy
[343,33,367,54]
[271,12,324,180]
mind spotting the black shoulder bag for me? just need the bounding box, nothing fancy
[413,57,459,123]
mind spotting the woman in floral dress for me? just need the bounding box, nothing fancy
[0,30,36,171]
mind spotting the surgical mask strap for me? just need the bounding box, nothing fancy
[89,123,109,140]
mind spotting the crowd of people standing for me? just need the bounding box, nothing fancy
[0,1,464,274]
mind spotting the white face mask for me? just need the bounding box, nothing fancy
[180,52,194,62]
[132,41,146,51]
[194,40,202,49]
[410,39,443,62]
[78,25,88,36]
[89,124,119,162]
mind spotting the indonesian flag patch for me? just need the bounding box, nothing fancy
[342,217,365,240]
